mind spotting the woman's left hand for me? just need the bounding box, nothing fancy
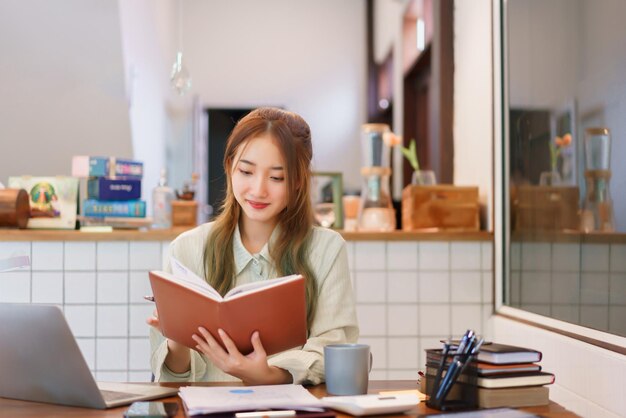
[192,328,292,385]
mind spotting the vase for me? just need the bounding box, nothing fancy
[411,170,437,185]
[538,170,561,186]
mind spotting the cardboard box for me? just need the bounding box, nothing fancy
[402,185,479,231]
[512,185,579,231]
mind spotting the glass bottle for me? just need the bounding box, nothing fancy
[357,124,395,231]
[152,169,175,229]
[581,128,615,232]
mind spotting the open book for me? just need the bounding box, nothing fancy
[149,258,307,356]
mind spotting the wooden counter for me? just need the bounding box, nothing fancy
[511,230,626,244]
[0,228,493,242]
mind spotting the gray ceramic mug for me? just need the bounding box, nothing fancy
[324,344,373,395]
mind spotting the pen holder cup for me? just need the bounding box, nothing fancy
[425,351,478,411]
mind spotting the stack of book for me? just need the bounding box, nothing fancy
[424,342,555,409]
[72,156,148,228]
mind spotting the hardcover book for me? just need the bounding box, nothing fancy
[149,258,307,356]
[441,342,543,365]
[425,366,555,389]
[83,199,146,218]
[72,156,143,179]
[426,350,542,375]
[87,178,142,201]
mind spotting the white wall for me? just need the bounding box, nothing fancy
[118,0,176,210]
[494,317,626,417]
[453,0,493,229]
[176,0,367,191]
[0,0,132,184]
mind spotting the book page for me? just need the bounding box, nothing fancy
[223,274,303,299]
[170,257,222,300]
[179,384,322,415]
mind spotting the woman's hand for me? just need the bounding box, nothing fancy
[193,328,292,385]
[146,308,191,374]
[146,309,160,329]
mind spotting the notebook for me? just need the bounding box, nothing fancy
[0,303,178,409]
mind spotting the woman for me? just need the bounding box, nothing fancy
[148,108,358,385]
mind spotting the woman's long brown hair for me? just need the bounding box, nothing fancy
[203,108,318,328]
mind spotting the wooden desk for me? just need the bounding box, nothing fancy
[0,380,578,418]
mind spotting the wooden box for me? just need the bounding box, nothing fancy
[512,185,579,231]
[172,200,198,227]
[402,185,479,231]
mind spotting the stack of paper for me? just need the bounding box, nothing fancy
[179,385,324,416]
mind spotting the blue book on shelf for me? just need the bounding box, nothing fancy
[83,199,146,218]
[87,178,142,201]
[72,156,143,179]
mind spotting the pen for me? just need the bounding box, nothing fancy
[235,410,297,418]
[144,295,155,302]
[430,341,450,402]
[436,334,484,403]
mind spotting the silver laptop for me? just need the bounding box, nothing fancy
[0,303,179,409]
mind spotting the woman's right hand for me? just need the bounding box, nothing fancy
[146,309,160,329]
[146,308,191,373]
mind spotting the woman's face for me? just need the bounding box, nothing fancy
[231,134,288,228]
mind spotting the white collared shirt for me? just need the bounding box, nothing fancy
[150,222,358,384]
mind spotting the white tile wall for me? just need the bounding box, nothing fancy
[32,272,63,304]
[419,242,449,270]
[4,238,493,382]
[97,272,129,304]
[97,242,129,270]
[65,242,96,271]
[354,240,492,379]
[354,241,386,270]
[610,244,626,272]
[387,242,418,270]
[32,242,63,271]
[0,271,31,302]
[511,241,625,337]
[581,244,609,272]
[65,272,96,303]
[129,242,161,270]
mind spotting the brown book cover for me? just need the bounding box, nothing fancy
[478,386,550,409]
[149,269,307,356]
[425,366,555,389]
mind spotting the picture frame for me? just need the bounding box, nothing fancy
[7,176,79,229]
[311,172,344,229]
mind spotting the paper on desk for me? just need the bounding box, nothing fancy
[179,384,324,416]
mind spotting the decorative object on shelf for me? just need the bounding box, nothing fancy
[342,195,359,232]
[311,172,344,229]
[172,172,199,227]
[358,124,395,232]
[581,127,614,232]
[152,168,175,229]
[172,200,198,227]
[7,176,79,229]
[397,138,437,185]
[170,0,192,95]
[539,133,571,186]
[0,188,30,229]
[402,185,480,231]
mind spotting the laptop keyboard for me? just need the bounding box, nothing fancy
[100,389,141,402]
